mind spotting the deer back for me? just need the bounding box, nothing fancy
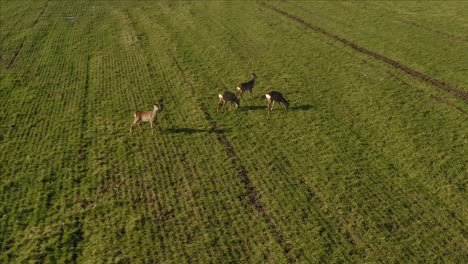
[135,105,160,122]
[268,91,288,103]
[239,79,256,90]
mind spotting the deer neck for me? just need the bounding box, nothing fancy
[152,108,159,119]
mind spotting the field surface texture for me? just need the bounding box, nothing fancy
[1,1,467,262]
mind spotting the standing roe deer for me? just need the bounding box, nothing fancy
[236,73,257,98]
[130,103,162,134]
[266,91,289,113]
[217,91,240,112]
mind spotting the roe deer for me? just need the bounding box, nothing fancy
[130,103,162,134]
[236,73,257,98]
[266,91,289,113]
[217,91,240,112]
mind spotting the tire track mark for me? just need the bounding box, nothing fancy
[400,19,468,43]
[430,95,467,114]
[0,5,32,45]
[4,42,25,69]
[173,58,295,261]
[122,10,231,259]
[72,7,95,260]
[3,0,49,69]
[31,0,49,28]
[354,53,467,115]
[267,149,359,257]
[287,1,468,44]
[385,70,468,114]
[261,3,468,101]
[307,101,466,256]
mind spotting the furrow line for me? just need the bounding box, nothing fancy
[0,5,31,45]
[385,70,467,114]
[399,19,468,43]
[31,0,49,28]
[121,11,211,258]
[3,0,49,69]
[71,9,95,260]
[4,41,24,69]
[172,58,295,261]
[351,50,467,115]
[430,95,467,114]
[261,3,468,101]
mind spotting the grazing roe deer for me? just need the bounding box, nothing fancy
[130,103,162,134]
[217,91,240,112]
[266,91,289,113]
[236,73,257,98]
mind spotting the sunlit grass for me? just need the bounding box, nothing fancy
[1,1,466,262]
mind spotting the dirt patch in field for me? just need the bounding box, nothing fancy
[261,3,468,101]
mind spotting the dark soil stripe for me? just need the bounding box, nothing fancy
[5,41,24,69]
[261,3,468,101]
[430,95,468,114]
[72,14,93,261]
[0,6,32,46]
[172,58,294,261]
[385,70,467,114]
[402,19,468,43]
[31,0,49,28]
[3,1,49,69]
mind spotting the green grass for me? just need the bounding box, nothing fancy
[1,1,467,262]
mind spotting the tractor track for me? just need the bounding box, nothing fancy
[385,70,468,114]
[0,6,32,46]
[172,58,295,261]
[261,3,468,101]
[3,0,49,69]
[286,0,468,44]
[430,95,468,114]
[125,7,294,256]
[72,8,95,261]
[400,19,468,43]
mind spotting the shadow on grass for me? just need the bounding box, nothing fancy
[164,127,230,134]
[240,104,315,112]
[240,105,266,111]
[289,104,315,111]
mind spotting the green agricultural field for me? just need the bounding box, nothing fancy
[1,1,467,262]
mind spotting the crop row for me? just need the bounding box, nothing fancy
[1,1,466,262]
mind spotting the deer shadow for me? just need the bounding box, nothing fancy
[240,105,266,111]
[165,127,230,134]
[240,104,315,112]
[289,104,315,111]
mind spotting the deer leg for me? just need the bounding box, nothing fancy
[137,121,142,131]
[130,119,138,134]
[150,121,154,135]
[271,101,275,111]
[217,99,223,113]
